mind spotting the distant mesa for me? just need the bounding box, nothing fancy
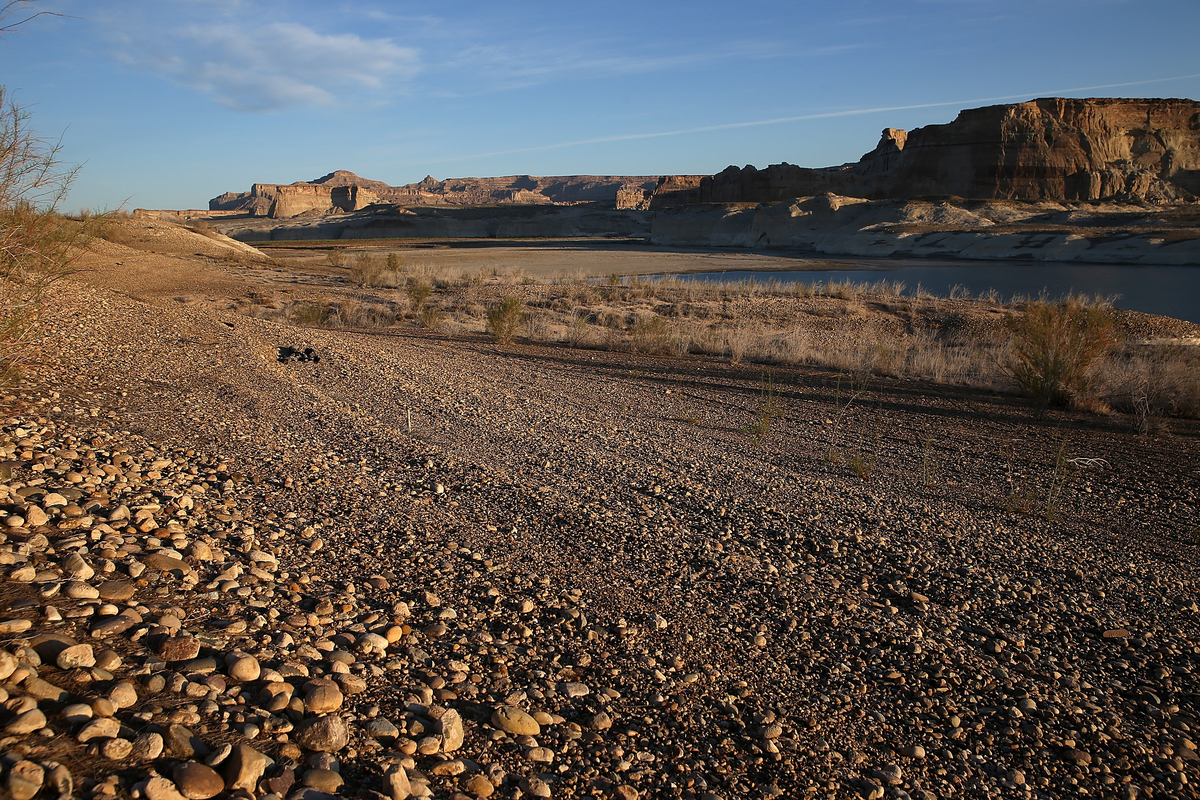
[210,171,665,219]
[651,97,1200,207]
[210,98,1200,221]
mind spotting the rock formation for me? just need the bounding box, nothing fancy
[211,171,665,218]
[652,98,1200,206]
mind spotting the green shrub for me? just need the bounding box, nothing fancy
[486,296,525,343]
[386,252,402,271]
[407,279,433,307]
[1004,298,1115,413]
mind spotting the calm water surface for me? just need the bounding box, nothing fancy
[653,260,1200,323]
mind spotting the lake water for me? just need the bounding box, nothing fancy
[652,260,1200,323]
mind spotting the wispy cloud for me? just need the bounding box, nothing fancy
[398,72,1200,169]
[114,17,420,111]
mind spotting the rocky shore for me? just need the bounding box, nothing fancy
[0,232,1198,800]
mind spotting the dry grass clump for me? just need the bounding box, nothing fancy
[283,299,400,329]
[350,253,407,288]
[1094,345,1200,428]
[1003,297,1115,414]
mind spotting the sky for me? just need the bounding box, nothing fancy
[2,0,1198,211]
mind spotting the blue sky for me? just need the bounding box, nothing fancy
[3,0,1198,211]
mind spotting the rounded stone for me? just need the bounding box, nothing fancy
[465,774,495,798]
[492,706,540,736]
[294,715,350,752]
[225,653,261,683]
[102,738,133,760]
[304,682,344,714]
[5,708,47,735]
[77,716,120,743]
[157,636,201,662]
[57,643,96,670]
[302,769,344,793]
[172,762,224,800]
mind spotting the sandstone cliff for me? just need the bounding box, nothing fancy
[211,171,668,218]
[653,98,1200,206]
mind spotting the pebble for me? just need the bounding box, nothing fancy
[383,764,411,800]
[5,708,47,734]
[57,642,96,669]
[7,760,45,800]
[438,708,465,752]
[171,762,224,800]
[77,716,120,743]
[303,769,344,792]
[304,681,344,713]
[294,715,350,752]
[491,706,540,736]
[224,744,271,792]
[226,652,261,682]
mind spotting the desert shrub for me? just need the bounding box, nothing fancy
[334,300,398,329]
[350,253,385,287]
[288,302,331,327]
[1098,345,1200,425]
[1004,298,1115,413]
[628,315,676,354]
[386,252,402,271]
[406,279,433,308]
[417,304,445,330]
[486,296,525,343]
[566,311,594,348]
[0,85,95,384]
[327,249,346,268]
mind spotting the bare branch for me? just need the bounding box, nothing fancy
[0,1,64,36]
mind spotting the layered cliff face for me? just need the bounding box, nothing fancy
[653,98,1200,206]
[211,171,666,218]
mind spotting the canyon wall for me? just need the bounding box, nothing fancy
[652,98,1200,207]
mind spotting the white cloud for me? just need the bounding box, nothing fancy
[119,18,420,111]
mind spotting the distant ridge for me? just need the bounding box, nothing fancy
[211,98,1200,219]
[210,172,671,218]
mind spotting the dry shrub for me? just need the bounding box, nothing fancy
[0,86,97,384]
[486,296,525,343]
[335,300,399,329]
[350,253,406,288]
[1097,345,1200,424]
[628,315,676,355]
[285,299,398,329]
[288,302,331,327]
[567,311,597,348]
[406,279,433,307]
[1004,298,1115,413]
[417,304,445,330]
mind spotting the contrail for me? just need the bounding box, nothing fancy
[396,72,1200,170]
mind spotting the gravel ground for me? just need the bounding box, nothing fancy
[0,229,1198,800]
